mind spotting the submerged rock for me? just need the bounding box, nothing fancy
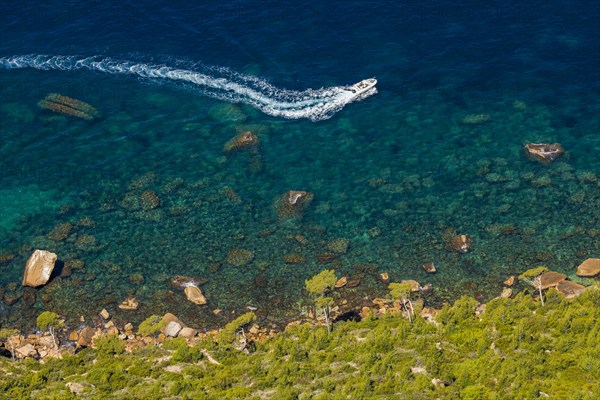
[275,190,314,220]
[226,248,255,266]
[524,143,564,163]
[422,262,437,273]
[223,131,259,152]
[22,250,57,287]
[327,238,350,254]
[576,258,600,277]
[446,235,473,253]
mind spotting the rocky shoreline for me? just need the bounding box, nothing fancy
[3,256,598,363]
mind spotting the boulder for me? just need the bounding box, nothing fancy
[500,288,513,299]
[524,143,564,163]
[539,271,567,289]
[334,277,347,288]
[178,327,197,339]
[503,275,516,286]
[118,297,140,310]
[379,272,390,283]
[184,285,208,305]
[16,343,37,358]
[99,309,110,319]
[446,235,473,253]
[556,281,586,299]
[164,321,182,337]
[22,250,57,287]
[162,313,185,328]
[576,258,600,277]
[422,262,436,273]
[77,327,96,348]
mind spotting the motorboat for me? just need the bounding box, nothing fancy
[348,78,377,96]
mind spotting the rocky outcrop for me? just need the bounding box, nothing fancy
[539,271,567,289]
[556,281,586,299]
[576,258,600,277]
[22,250,57,287]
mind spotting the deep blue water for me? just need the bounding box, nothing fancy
[1,0,599,329]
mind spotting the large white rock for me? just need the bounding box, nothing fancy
[184,284,207,305]
[22,249,57,287]
[164,321,182,337]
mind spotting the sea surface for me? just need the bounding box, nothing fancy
[1,0,599,330]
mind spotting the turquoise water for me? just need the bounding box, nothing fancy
[1,1,599,329]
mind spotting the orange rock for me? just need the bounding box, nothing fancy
[22,250,57,287]
[379,272,390,283]
[334,277,347,288]
[503,275,517,286]
[556,281,586,299]
[539,271,567,289]
[576,258,600,277]
[524,143,564,163]
[224,131,259,152]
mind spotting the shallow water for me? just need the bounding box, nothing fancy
[1,0,599,329]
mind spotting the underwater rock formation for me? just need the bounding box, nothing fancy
[38,93,99,120]
[446,234,473,253]
[22,250,57,287]
[275,190,314,220]
[224,131,259,152]
[524,143,564,163]
[226,248,255,266]
[422,262,437,273]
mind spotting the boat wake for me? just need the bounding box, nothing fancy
[0,54,377,121]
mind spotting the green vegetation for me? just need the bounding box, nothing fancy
[305,269,338,333]
[1,287,598,399]
[36,311,64,352]
[388,281,415,322]
[137,315,166,344]
[519,266,549,305]
[220,312,256,350]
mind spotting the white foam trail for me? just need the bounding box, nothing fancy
[0,54,376,121]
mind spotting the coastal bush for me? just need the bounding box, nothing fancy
[1,287,598,399]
